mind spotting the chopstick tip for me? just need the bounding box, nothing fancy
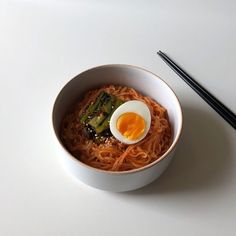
[157,50,165,56]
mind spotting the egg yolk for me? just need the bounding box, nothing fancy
[116,112,146,141]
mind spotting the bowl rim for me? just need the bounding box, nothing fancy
[52,64,183,175]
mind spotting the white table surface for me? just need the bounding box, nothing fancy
[1,0,236,235]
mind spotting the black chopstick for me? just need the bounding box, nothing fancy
[157,50,236,129]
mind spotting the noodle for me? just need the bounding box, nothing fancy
[60,85,172,171]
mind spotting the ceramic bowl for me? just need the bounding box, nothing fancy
[52,64,183,192]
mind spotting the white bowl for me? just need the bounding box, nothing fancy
[52,64,183,192]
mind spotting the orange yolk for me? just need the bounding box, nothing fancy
[116,112,146,140]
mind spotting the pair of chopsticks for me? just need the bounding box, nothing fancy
[157,50,236,129]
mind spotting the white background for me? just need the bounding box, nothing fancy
[0,0,236,235]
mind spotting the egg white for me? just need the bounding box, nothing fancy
[109,100,151,144]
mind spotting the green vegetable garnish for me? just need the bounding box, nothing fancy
[94,98,123,133]
[88,113,106,128]
[102,99,113,114]
[80,92,108,123]
[80,91,123,140]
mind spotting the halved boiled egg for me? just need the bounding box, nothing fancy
[109,100,151,144]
